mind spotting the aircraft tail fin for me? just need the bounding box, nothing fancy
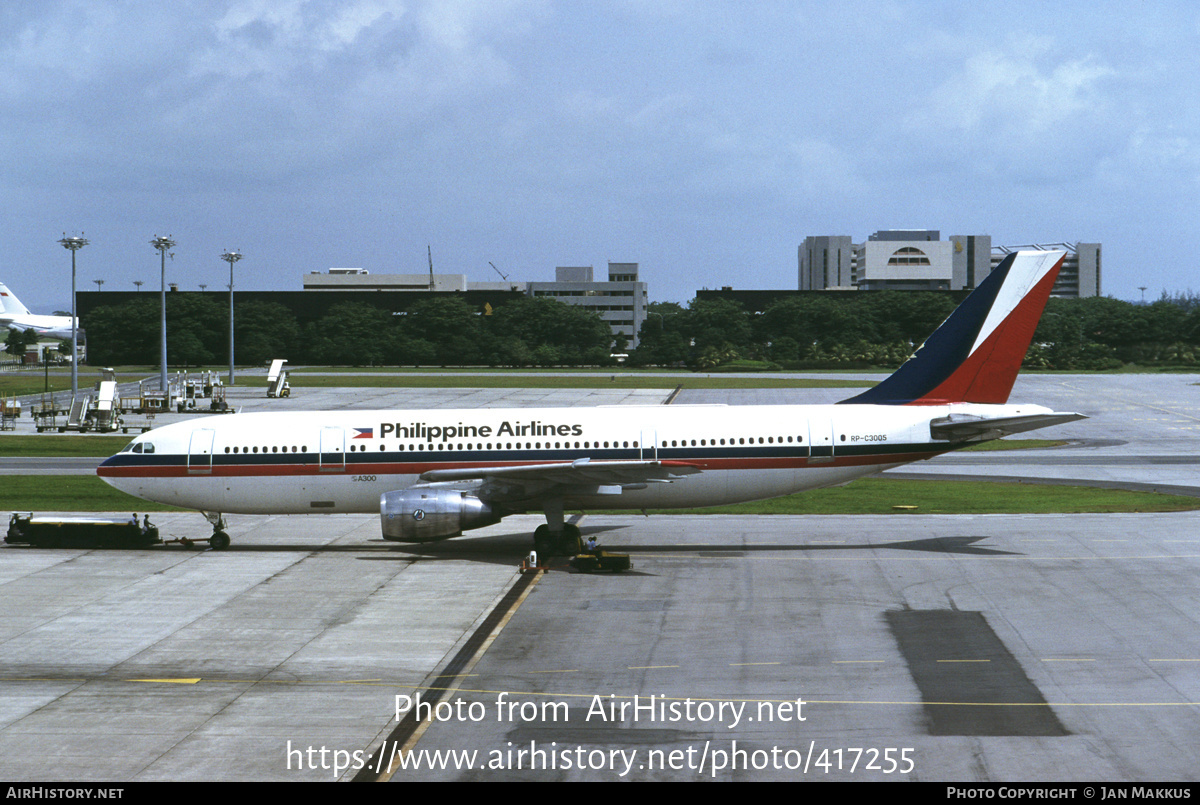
[839,250,1066,406]
[0,283,32,316]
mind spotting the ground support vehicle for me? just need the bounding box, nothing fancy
[6,513,161,549]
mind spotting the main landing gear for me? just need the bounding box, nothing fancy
[532,499,582,556]
[533,522,581,556]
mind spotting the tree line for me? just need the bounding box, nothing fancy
[632,292,1200,371]
[82,294,615,368]
[80,291,1200,370]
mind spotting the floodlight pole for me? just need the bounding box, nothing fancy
[151,235,175,392]
[221,250,242,384]
[58,234,88,401]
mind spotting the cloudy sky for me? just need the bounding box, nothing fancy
[2,1,1197,311]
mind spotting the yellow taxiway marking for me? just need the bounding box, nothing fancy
[937,659,989,663]
[1148,659,1200,662]
[833,660,886,664]
[627,665,680,670]
[128,678,201,684]
[1041,658,1097,662]
[530,669,579,674]
[729,662,782,667]
[635,553,1200,562]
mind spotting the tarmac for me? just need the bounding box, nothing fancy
[1,373,1198,782]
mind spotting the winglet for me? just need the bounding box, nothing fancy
[839,250,1066,406]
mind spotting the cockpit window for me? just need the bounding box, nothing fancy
[142,443,155,454]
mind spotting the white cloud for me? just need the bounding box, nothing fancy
[897,37,1120,183]
[928,41,1113,135]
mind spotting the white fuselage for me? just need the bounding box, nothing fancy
[97,401,1050,515]
[1,312,75,341]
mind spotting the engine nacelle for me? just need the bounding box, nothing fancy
[380,488,499,542]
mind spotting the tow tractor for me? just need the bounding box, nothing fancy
[5,513,232,550]
[569,550,632,573]
[6,513,160,549]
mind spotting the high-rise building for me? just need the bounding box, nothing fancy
[993,242,1101,298]
[799,230,1099,296]
[854,230,954,291]
[527,262,648,347]
[798,236,854,290]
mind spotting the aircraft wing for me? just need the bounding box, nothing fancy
[930,411,1087,441]
[418,458,701,504]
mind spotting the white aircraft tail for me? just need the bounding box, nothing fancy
[839,250,1066,406]
[0,283,32,316]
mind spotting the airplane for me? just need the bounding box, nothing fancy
[98,250,1084,552]
[0,282,76,342]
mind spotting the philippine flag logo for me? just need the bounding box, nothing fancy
[353,428,373,439]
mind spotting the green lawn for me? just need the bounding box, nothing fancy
[1,476,186,513]
[242,374,873,390]
[960,438,1067,451]
[619,477,1200,515]
[0,435,132,457]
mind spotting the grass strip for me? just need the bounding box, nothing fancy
[615,478,1200,515]
[241,375,872,390]
[1,476,186,513]
[0,435,133,457]
[960,439,1067,451]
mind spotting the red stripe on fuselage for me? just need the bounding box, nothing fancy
[96,450,947,479]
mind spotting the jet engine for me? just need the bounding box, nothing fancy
[380,488,499,542]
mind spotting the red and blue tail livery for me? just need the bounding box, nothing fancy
[840,250,1065,406]
[99,250,1083,551]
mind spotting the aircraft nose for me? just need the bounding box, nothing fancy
[96,453,122,475]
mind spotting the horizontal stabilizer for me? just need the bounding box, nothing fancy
[929,412,1087,442]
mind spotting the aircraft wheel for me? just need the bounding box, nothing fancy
[560,523,582,555]
[533,525,550,554]
[210,531,231,551]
